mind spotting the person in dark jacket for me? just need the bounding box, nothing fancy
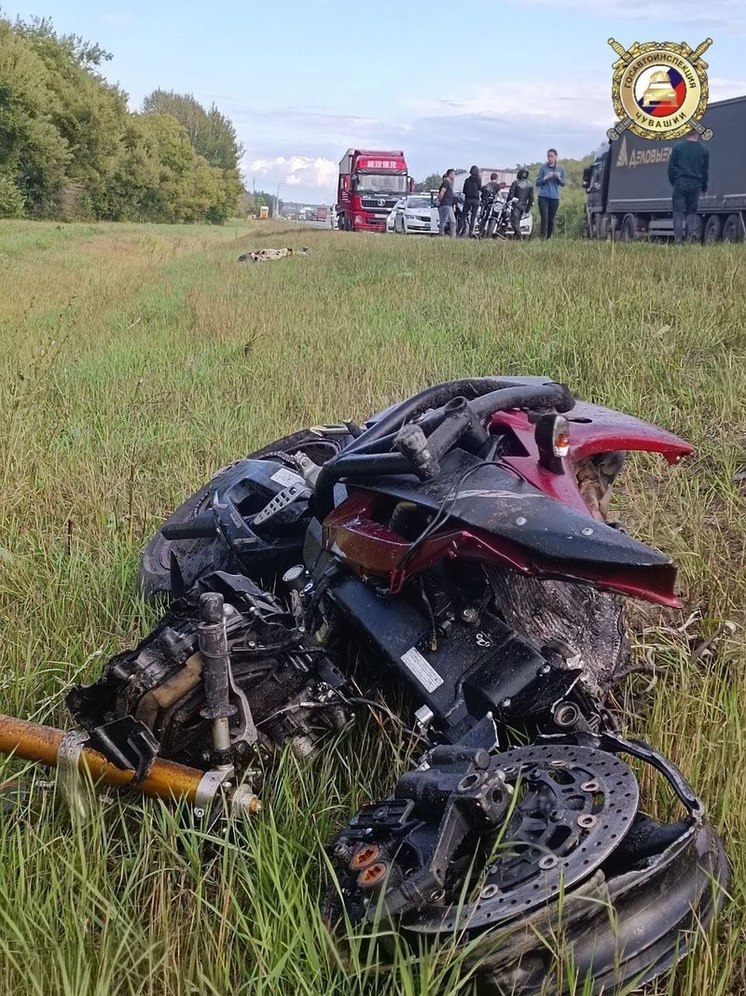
[507,169,534,238]
[458,165,481,237]
[668,130,709,243]
[437,169,457,237]
[535,149,565,238]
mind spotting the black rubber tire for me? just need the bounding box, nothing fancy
[139,428,349,602]
[703,215,722,243]
[620,214,637,242]
[723,213,743,242]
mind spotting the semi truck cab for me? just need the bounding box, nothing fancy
[337,149,413,232]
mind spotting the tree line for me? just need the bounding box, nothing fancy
[0,16,243,223]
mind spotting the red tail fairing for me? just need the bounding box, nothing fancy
[488,402,694,516]
[322,401,692,607]
[322,490,681,607]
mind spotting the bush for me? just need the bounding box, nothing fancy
[0,173,25,218]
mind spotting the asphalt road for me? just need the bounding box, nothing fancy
[297,219,334,230]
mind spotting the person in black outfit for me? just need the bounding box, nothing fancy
[437,169,457,237]
[668,130,709,243]
[458,165,481,237]
[507,169,534,239]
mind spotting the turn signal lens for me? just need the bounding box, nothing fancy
[553,416,571,457]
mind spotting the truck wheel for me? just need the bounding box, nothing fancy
[597,215,609,240]
[703,216,722,243]
[620,214,637,242]
[723,214,743,242]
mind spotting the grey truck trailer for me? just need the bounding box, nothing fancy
[583,95,746,242]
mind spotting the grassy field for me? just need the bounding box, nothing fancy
[0,218,743,995]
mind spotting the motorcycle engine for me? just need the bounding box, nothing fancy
[67,572,351,772]
[324,563,606,744]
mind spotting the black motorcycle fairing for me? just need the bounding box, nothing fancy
[360,448,675,572]
[140,427,351,601]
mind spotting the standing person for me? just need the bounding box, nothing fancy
[536,149,565,239]
[507,169,534,239]
[459,165,482,237]
[437,169,457,237]
[668,130,709,244]
[483,172,501,199]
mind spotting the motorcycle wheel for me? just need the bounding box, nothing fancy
[325,740,728,996]
[139,428,350,601]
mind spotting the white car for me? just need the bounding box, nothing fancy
[386,198,406,232]
[392,194,438,235]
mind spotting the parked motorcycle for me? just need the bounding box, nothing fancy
[479,191,530,240]
[2,376,727,994]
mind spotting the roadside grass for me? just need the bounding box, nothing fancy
[0,220,743,995]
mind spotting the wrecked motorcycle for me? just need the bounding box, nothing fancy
[1,376,727,994]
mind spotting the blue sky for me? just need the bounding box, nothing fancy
[5,0,746,202]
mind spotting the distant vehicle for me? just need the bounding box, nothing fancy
[259,205,270,220]
[584,95,746,242]
[392,194,438,235]
[337,149,414,232]
[386,198,406,233]
[452,168,518,201]
[315,207,328,223]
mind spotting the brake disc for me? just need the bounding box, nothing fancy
[404,743,639,935]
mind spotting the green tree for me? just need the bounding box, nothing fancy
[0,14,244,223]
[142,90,242,170]
[415,172,445,192]
[142,89,243,220]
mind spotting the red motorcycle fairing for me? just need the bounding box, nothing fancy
[489,401,694,516]
[323,489,681,607]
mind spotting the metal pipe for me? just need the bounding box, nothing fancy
[198,592,237,769]
[0,714,260,813]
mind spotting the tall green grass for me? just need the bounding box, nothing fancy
[0,220,743,994]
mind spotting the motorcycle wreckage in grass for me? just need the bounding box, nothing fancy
[0,376,728,994]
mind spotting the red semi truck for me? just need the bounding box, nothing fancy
[337,149,413,232]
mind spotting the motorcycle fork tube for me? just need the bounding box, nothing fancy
[0,714,261,815]
[0,715,198,801]
[197,592,236,770]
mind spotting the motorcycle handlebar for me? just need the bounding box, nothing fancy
[313,381,575,519]
[162,514,219,541]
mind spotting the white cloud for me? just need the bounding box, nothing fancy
[408,76,613,132]
[232,71,746,200]
[709,77,746,98]
[247,155,338,191]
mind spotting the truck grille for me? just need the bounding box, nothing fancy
[362,198,397,210]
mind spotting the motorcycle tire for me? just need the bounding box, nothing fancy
[139,428,350,602]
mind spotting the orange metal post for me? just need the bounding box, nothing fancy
[0,714,204,803]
